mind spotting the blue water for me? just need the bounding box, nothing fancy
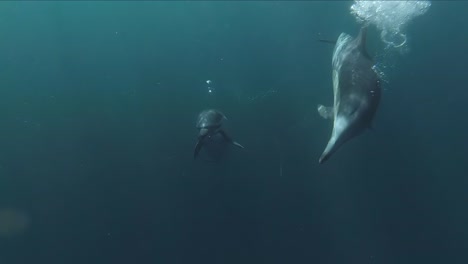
[0,1,467,264]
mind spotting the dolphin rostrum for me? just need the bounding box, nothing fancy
[194,109,244,159]
[317,26,381,164]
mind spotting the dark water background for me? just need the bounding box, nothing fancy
[0,1,467,264]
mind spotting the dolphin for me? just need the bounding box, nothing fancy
[194,109,244,159]
[317,26,381,164]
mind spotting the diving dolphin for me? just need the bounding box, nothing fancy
[317,26,381,164]
[194,109,244,159]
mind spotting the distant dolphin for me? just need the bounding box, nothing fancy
[194,109,244,159]
[317,26,381,164]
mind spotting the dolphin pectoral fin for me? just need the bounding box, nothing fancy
[194,135,207,159]
[317,105,334,120]
[218,130,245,149]
[232,141,245,149]
[194,140,203,159]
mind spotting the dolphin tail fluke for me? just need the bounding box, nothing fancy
[193,135,207,159]
[317,105,334,120]
[219,130,245,149]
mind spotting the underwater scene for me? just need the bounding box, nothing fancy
[0,1,467,264]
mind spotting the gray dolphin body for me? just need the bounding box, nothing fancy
[317,26,381,164]
[194,109,244,159]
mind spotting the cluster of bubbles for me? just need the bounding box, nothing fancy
[350,0,431,50]
[203,79,277,104]
[372,64,389,85]
[205,80,214,94]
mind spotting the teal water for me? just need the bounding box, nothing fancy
[0,1,467,264]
